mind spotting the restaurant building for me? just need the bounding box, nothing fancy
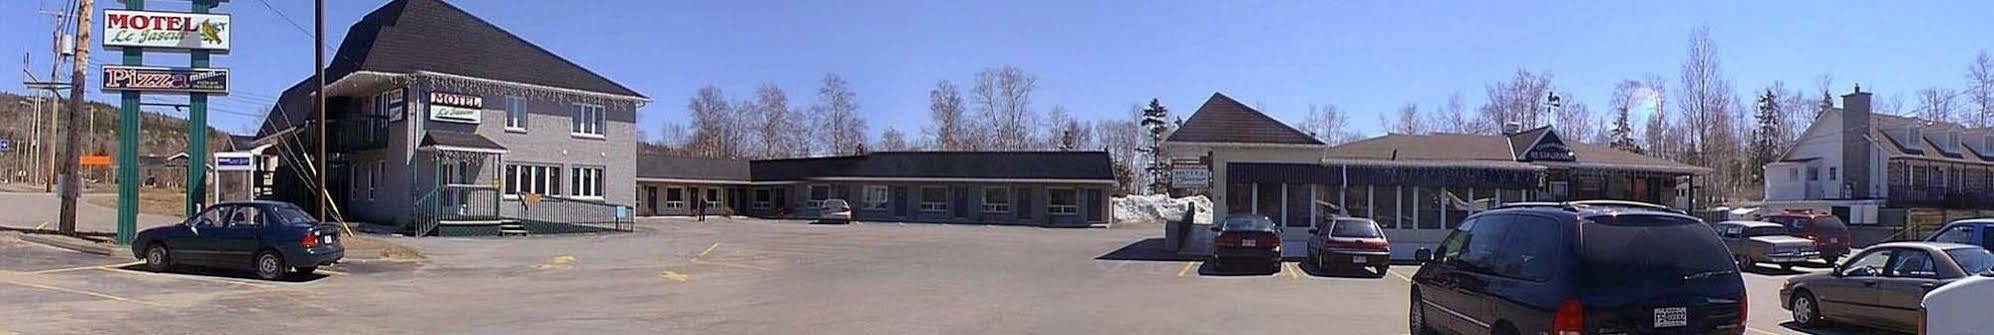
[1165,92,1709,248]
[636,152,1118,227]
[254,0,646,235]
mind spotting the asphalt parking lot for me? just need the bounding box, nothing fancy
[0,218,1905,334]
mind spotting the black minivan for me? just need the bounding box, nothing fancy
[1408,204,1746,335]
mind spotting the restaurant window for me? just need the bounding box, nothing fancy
[704,188,721,208]
[982,187,1011,213]
[1342,185,1370,221]
[1255,183,1281,220]
[1374,186,1400,229]
[807,185,831,208]
[752,189,773,209]
[920,186,948,212]
[1225,182,1253,215]
[570,166,603,199]
[504,96,527,130]
[664,187,686,209]
[504,164,562,197]
[571,104,605,137]
[863,185,889,210]
[1048,188,1079,215]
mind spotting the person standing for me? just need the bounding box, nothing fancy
[692,189,707,222]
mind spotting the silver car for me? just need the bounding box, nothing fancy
[818,199,853,223]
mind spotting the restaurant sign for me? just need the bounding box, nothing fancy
[429,92,484,124]
[1523,142,1577,162]
[103,10,231,51]
[101,65,229,94]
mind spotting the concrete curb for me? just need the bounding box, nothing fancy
[18,233,121,257]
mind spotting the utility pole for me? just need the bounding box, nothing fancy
[57,0,93,236]
[315,0,327,220]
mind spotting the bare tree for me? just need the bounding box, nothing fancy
[1044,105,1090,150]
[752,84,799,159]
[1641,75,1680,160]
[1606,80,1643,153]
[813,73,867,156]
[926,80,972,151]
[1552,94,1598,142]
[1478,69,1556,132]
[1916,87,1959,124]
[876,127,910,152]
[1677,25,1741,187]
[972,66,1039,151]
[1381,102,1427,134]
[1301,104,1355,145]
[1969,51,1994,127]
[1876,93,1908,117]
[686,86,744,158]
[1428,92,1474,134]
[1095,105,1146,194]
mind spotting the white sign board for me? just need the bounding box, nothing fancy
[428,92,484,124]
[103,10,231,52]
[214,152,255,171]
[1171,168,1211,189]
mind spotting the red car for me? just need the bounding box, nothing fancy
[1306,217,1390,277]
[1209,215,1282,272]
[1760,211,1854,263]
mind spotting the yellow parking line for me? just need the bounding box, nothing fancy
[691,259,770,271]
[1386,269,1413,283]
[95,268,277,289]
[313,268,349,276]
[34,221,50,230]
[1177,261,1200,277]
[1285,263,1300,279]
[1,279,165,306]
[696,242,720,259]
[28,261,143,274]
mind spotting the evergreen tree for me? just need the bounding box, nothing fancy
[1607,105,1641,153]
[1139,99,1172,195]
[1751,89,1783,182]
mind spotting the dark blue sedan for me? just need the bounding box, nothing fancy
[132,201,344,280]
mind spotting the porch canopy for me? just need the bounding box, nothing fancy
[418,131,508,154]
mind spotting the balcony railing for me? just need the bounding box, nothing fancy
[1888,185,1992,209]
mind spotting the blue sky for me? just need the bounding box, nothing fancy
[4,0,1992,139]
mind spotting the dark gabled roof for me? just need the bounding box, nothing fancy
[750,151,1116,182]
[332,0,641,98]
[418,131,505,151]
[1870,114,1994,165]
[1165,93,1325,145]
[637,156,752,182]
[260,0,643,137]
[1506,126,1554,159]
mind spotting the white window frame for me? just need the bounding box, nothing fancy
[504,164,563,199]
[981,187,1011,213]
[862,185,889,210]
[806,185,831,209]
[704,188,721,208]
[570,166,604,199]
[919,186,948,212]
[571,104,606,138]
[752,188,773,209]
[504,96,527,132]
[1047,188,1079,215]
[664,187,687,209]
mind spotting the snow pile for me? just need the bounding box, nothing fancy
[1112,194,1213,225]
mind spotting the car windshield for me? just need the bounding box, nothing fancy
[1948,248,1994,274]
[267,205,319,226]
[1331,219,1381,238]
[1577,214,1741,304]
[1221,217,1276,232]
[1812,216,1848,232]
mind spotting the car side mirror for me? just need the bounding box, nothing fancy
[1208,226,1220,233]
[1414,248,1434,263]
[1308,228,1319,235]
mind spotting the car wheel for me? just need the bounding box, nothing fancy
[1791,291,1823,326]
[254,251,287,281]
[1373,265,1390,278]
[1409,289,1433,335]
[142,244,173,272]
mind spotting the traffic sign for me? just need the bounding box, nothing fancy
[0,138,10,152]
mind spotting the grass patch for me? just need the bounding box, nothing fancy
[340,233,424,260]
[86,190,190,217]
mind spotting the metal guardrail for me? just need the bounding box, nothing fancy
[408,185,502,236]
[515,195,634,233]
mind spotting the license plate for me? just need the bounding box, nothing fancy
[1352,256,1367,263]
[322,236,335,245]
[1653,307,1688,328]
[1242,240,1256,247]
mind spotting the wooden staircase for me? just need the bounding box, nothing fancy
[499,220,529,236]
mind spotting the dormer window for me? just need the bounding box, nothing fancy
[1944,131,1959,151]
[1984,135,1994,154]
[1906,127,1923,145]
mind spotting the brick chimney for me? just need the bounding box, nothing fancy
[1840,87,1872,198]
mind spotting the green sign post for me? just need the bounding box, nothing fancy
[102,0,230,245]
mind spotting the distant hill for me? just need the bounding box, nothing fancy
[0,91,235,174]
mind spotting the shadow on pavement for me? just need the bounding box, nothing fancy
[1297,261,1390,279]
[1095,238,1201,262]
[1197,261,1279,277]
[1779,321,1909,335]
[114,264,331,283]
[1740,265,1809,276]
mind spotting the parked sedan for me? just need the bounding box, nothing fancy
[1305,217,1389,276]
[818,199,853,223]
[1762,211,1854,263]
[1713,220,1821,269]
[1209,215,1281,272]
[132,201,344,280]
[1780,242,1994,333]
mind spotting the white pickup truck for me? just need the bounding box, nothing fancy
[1922,273,1994,335]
